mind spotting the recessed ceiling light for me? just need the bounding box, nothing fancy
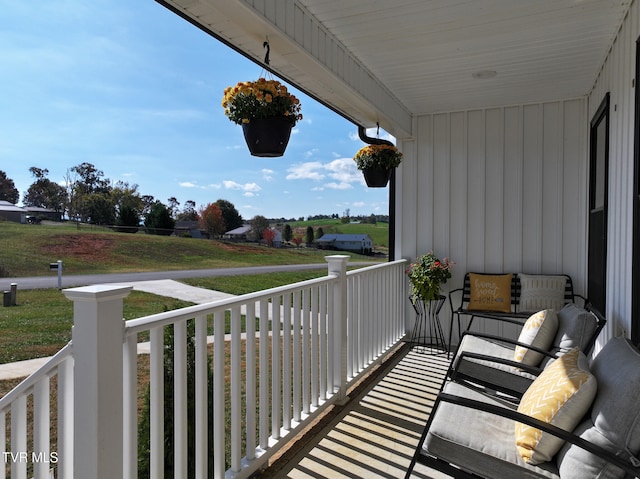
[472,70,497,79]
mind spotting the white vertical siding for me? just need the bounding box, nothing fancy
[588,0,640,342]
[398,98,588,343]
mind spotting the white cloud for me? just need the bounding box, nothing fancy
[262,169,274,181]
[286,162,326,181]
[286,157,363,191]
[180,181,220,190]
[223,180,262,192]
[304,148,319,158]
[325,182,353,190]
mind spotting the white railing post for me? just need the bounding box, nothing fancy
[325,255,349,403]
[63,285,131,479]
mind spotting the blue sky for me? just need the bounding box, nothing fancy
[0,0,393,220]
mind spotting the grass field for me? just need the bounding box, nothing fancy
[0,221,385,277]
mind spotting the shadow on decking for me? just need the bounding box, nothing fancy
[254,344,453,479]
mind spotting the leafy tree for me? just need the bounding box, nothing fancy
[317,227,324,239]
[85,192,115,225]
[140,195,156,219]
[214,199,243,231]
[283,224,293,242]
[145,201,175,235]
[23,167,66,212]
[305,226,314,245]
[167,197,180,218]
[115,204,140,233]
[176,200,198,222]
[249,215,270,241]
[66,163,112,222]
[70,162,110,194]
[112,181,143,217]
[263,228,276,247]
[0,171,19,204]
[198,203,225,238]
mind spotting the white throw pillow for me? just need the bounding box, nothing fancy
[518,274,567,312]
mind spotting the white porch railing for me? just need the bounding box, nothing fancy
[0,255,407,479]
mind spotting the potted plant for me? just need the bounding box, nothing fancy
[352,144,403,187]
[222,78,303,157]
[406,251,454,304]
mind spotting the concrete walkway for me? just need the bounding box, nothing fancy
[0,280,234,380]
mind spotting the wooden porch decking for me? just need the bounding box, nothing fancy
[255,345,454,479]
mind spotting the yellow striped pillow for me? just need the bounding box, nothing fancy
[515,347,597,464]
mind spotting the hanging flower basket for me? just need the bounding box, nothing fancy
[353,144,402,187]
[242,117,293,157]
[362,167,393,187]
[222,78,302,157]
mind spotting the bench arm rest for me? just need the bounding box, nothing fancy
[447,288,464,313]
[455,350,543,376]
[455,331,561,362]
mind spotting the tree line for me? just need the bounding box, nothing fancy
[0,165,387,242]
[0,164,244,237]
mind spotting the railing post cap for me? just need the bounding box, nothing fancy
[325,255,349,263]
[63,284,132,302]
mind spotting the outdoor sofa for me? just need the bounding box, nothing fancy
[405,336,640,479]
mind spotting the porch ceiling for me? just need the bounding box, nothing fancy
[158,0,631,138]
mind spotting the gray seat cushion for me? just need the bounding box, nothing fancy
[454,334,538,394]
[557,337,640,479]
[454,304,600,394]
[424,381,560,479]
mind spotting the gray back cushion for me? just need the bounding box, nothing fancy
[557,337,640,479]
[552,303,598,352]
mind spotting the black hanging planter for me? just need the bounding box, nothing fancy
[241,117,293,157]
[362,167,392,187]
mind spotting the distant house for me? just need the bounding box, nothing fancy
[315,234,373,255]
[23,206,62,222]
[265,228,283,248]
[224,224,252,242]
[0,201,27,223]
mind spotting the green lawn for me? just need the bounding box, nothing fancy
[0,221,378,277]
[0,270,328,364]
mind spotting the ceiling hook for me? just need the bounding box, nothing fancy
[263,39,270,66]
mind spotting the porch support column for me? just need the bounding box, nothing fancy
[63,285,131,479]
[326,255,349,403]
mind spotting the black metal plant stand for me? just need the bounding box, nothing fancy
[410,295,447,356]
